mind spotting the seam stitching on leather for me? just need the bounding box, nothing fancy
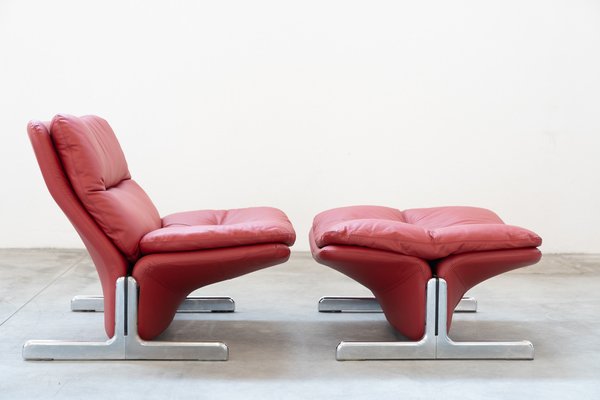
[378,269,423,295]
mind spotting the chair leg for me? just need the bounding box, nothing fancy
[71,294,235,313]
[23,277,229,361]
[318,294,477,313]
[335,278,533,360]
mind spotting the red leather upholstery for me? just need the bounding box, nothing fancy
[51,115,161,261]
[313,205,541,260]
[28,114,296,340]
[310,205,542,340]
[134,244,291,339]
[28,121,128,337]
[435,248,542,331]
[310,231,432,340]
[141,208,295,254]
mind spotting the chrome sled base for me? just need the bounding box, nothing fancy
[332,279,534,361]
[23,277,228,361]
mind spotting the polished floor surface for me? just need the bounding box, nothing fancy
[0,250,599,399]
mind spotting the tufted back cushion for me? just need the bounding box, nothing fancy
[50,114,161,261]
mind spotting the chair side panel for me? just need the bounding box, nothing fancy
[27,120,128,338]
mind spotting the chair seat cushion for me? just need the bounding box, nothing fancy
[312,205,542,260]
[140,207,296,254]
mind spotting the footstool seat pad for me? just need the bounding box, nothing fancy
[312,205,542,260]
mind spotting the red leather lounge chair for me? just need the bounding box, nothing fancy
[24,114,296,360]
[310,205,542,360]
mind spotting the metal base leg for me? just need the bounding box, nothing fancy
[318,295,477,313]
[71,295,235,313]
[335,278,534,360]
[336,280,438,360]
[456,296,477,313]
[23,277,229,361]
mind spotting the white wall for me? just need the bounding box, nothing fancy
[1,0,599,253]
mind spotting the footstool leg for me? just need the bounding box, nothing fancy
[455,296,477,313]
[334,279,533,360]
[434,279,533,360]
[335,279,438,360]
[318,295,477,313]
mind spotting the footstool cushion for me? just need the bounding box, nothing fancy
[312,205,541,260]
[310,205,542,340]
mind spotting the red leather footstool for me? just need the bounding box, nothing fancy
[310,205,542,360]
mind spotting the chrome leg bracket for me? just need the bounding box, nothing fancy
[319,294,477,313]
[335,278,534,361]
[335,280,438,360]
[455,296,477,313]
[23,277,229,361]
[71,295,235,313]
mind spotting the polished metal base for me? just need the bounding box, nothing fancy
[23,277,229,361]
[455,296,477,312]
[318,295,477,313]
[71,295,235,313]
[335,279,534,360]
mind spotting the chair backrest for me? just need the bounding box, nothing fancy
[27,114,161,337]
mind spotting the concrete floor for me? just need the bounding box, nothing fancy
[0,250,599,399]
